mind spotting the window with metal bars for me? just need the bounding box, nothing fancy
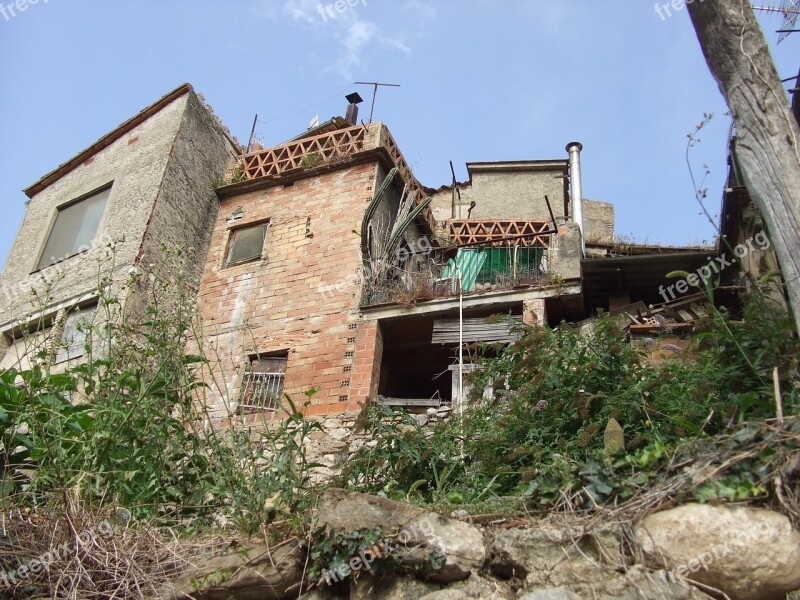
[239,354,286,414]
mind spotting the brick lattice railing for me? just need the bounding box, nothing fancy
[236,123,434,230]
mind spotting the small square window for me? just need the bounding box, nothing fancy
[37,187,110,270]
[226,222,268,267]
[240,353,287,414]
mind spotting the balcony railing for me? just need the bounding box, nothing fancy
[363,243,552,306]
[231,122,435,229]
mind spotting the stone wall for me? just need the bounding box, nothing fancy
[0,88,235,369]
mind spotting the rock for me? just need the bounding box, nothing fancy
[317,488,485,583]
[323,418,343,429]
[604,418,625,454]
[634,503,800,600]
[412,414,429,427]
[578,565,713,599]
[349,574,438,599]
[519,589,582,600]
[485,523,622,587]
[426,408,438,417]
[168,538,303,600]
[430,572,514,598]
[327,428,350,440]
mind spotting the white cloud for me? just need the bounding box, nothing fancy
[250,0,414,81]
[402,0,436,20]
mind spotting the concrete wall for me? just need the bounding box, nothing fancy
[195,162,384,421]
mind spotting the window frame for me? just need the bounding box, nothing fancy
[239,351,288,414]
[34,184,112,272]
[224,220,269,268]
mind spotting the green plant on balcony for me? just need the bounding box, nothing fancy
[300,152,323,169]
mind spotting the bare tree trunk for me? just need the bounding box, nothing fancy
[687,0,800,331]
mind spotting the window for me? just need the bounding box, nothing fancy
[37,187,110,270]
[239,353,287,413]
[55,305,97,364]
[226,222,268,267]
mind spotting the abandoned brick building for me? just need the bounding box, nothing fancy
[0,84,717,421]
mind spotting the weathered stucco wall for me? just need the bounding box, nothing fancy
[130,93,239,318]
[583,199,615,246]
[469,165,569,222]
[0,94,190,327]
[195,162,384,421]
[428,183,474,225]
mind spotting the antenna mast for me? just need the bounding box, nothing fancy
[752,1,800,42]
[354,81,401,123]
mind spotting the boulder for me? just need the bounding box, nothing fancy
[316,488,485,583]
[634,503,800,600]
[485,522,623,587]
[168,538,303,600]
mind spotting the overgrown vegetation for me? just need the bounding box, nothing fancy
[0,251,327,596]
[1,245,798,595]
[341,283,799,518]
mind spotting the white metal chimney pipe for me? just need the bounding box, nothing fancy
[566,142,585,257]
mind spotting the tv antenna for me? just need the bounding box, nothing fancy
[752,1,800,42]
[354,81,401,123]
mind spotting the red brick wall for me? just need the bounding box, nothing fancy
[195,162,381,419]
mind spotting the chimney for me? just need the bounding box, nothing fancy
[345,92,364,125]
[566,142,585,257]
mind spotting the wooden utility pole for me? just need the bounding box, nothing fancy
[687,0,800,331]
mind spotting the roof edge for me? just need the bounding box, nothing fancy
[24,83,194,198]
[467,159,568,175]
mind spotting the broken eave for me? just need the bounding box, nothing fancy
[360,280,582,320]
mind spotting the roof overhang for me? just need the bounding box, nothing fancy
[467,160,568,177]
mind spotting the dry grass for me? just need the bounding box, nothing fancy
[0,498,188,600]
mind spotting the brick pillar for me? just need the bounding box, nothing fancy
[349,320,383,410]
[522,299,547,327]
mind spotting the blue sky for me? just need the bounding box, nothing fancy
[1,1,798,266]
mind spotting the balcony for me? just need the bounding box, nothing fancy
[363,240,555,307]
